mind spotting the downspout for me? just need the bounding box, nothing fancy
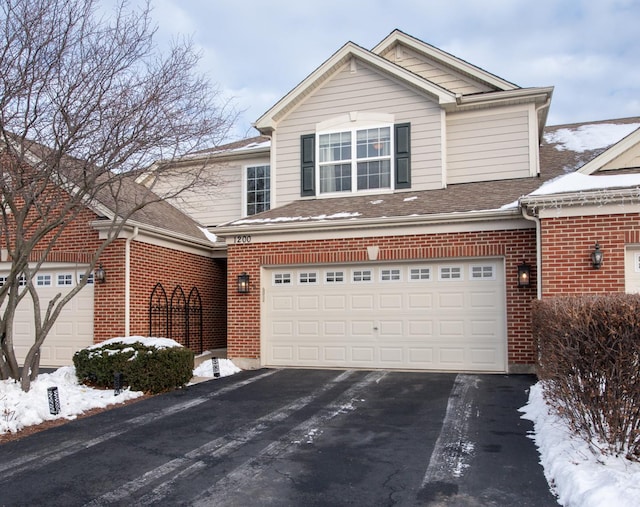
[125,226,139,336]
[521,205,542,299]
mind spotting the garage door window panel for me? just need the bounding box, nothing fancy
[470,265,496,280]
[273,273,292,286]
[325,270,345,284]
[381,268,401,282]
[298,272,318,285]
[37,274,52,287]
[409,267,431,281]
[57,273,73,286]
[439,266,463,281]
[352,269,373,283]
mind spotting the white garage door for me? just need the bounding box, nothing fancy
[625,247,640,293]
[3,266,94,368]
[263,260,506,372]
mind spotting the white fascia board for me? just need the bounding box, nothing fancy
[578,127,640,175]
[372,30,519,91]
[91,219,223,256]
[521,187,640,214]
[449,87,554,112]
[214,208,522,239]
[254,42,456,133]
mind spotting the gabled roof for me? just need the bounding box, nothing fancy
[254,31,553,136]
[372,29,519,92]
[254,40,458,133]
[14,138,214,247]
[217,116,640,235]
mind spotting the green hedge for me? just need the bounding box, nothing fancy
[73,341,194,394]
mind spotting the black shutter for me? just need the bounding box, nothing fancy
[394,123,411,189]
[300,134,315,196]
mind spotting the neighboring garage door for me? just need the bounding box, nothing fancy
[263,259,506,372]
[3,266,94,368]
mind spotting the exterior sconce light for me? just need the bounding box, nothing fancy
[94,263,106,283]
[237,272,250,294]
[517,262,531,288]
[591,242,604,270]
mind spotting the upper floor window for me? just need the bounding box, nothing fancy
[318,127,391,194]
[246,165,270,216]
[301,118,410,198]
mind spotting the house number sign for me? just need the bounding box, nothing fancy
[234,235,252,244]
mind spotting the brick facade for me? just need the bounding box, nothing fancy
[540,212,640,296]
[227,227,538,367]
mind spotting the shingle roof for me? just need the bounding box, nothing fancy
[18,138,211,244]
[227,116,640,227]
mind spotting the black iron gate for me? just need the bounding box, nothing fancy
[149,283,203,353]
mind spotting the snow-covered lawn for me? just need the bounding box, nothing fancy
[521,382,640,506]
[0,337,241,436]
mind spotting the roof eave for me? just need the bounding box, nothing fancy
[521,186,640,212]
[254,42,457,133]
[214,208,522,238]
[372,30,519,91]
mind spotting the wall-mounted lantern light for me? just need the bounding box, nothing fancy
[237,272,250,294]
[517,262,531,288]
[591,242,604,270]
[94,263,106,283]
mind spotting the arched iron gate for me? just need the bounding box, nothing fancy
[149,283,203,353]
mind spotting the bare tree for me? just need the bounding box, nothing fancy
[0,0,235,391]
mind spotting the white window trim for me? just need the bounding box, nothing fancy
[37,274,53,287]
[272,272,292,286]
[408,266,432,282]
[380,268,402,282]
[635,252,640,272]
[56,273,74,286]
[469,264,497,281]
[438,265,463,281]
[316,121,394,197]
[298,271,318,285]
[352,268,374,283]
[324,270,346,284]
[242,163,271,218]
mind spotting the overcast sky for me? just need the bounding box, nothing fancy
[138,0,639,141]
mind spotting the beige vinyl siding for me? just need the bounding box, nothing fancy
[151,156,270,226]
[274,58,443,206]
[380,44,494,95]
[446,108,531,184]
[602,145,640,171]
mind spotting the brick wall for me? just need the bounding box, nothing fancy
[541,212,640,296]
[227,228,537,366]
[93,240,226,351]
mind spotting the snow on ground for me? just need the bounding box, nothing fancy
[520,382,640,506]
[0,337,241,436]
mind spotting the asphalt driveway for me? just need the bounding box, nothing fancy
[0,369,559,506]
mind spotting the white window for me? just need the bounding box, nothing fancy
[352,269,373,283]
[79,272,95,285]
[37,274,52,287]
[318,126,391,194]
[470,265,495,280]
[409,267,431,281]
[18,275,27,287]
[439,266,462,280]
[635,252,640,272]
[57,273,73,286]
[0,276,6,287]
[325,271,345,283]
[273,273,292,286]
[381,268,401,282]
[245,165,270,216]
[299,272,317,284]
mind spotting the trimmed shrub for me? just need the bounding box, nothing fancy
[533,294,640,461]
[73,341,194,394]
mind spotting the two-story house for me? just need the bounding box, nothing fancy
[31,29,638,373]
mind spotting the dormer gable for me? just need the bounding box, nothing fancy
[372,30,519,94]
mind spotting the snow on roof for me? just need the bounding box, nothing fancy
[544,123,640,153]
[199,226,218,243]
[529,172,640,197]
[233,211,361,225]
